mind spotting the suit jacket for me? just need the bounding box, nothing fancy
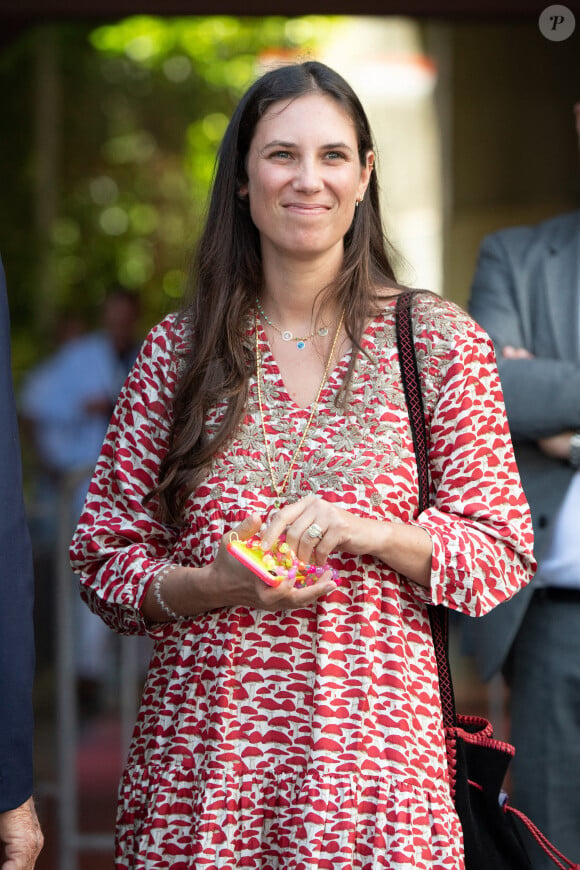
[465,210,580,680]
[0,256,35,812]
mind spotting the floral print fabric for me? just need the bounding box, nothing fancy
[70,294,535,869]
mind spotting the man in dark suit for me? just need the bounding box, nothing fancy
[465,104,580,867]
[0,256,43,867]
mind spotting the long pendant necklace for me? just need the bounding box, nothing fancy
[255,308,345,507]
[255,297,329,350]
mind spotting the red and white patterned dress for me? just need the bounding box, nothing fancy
[70,294,535,870]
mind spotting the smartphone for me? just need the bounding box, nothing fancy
[226,534,338,588]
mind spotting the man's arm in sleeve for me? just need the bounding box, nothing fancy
[469,231,580,441]
[0,257,35,814]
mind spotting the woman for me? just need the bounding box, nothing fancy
[70,61,535,869]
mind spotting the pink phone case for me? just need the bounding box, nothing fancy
[226,534,338,588]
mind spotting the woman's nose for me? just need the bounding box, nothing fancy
[292,158,323,193]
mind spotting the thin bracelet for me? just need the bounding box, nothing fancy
[152,564,179,621]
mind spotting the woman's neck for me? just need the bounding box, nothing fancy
[259,249,343,326]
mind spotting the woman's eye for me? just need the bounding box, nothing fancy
[270,150,292,159]
[326,151,346,160]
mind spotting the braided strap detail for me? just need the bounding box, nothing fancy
[395,292,429,513]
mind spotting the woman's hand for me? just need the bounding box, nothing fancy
[144,511,338,622]
[260,495,372,567]
[260,495,433,589]
[209,513,338,612]
[144,495,432,625]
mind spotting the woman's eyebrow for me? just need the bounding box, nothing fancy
[259,139,296,153]
[259,139,354,153]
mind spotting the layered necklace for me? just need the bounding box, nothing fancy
[255,307,345,507]
[255,297,329,350]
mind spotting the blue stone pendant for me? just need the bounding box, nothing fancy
[296,340,306,350]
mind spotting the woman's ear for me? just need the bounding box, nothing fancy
[358,150,374,201]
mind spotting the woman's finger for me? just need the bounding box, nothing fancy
[260,497,315,549]
[290,514,328,565]
[261,495,324,549]
[308,526,341,566]
[259,569,337,611]
[225,512,262,546]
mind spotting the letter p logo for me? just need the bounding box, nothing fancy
[539,5,576,40]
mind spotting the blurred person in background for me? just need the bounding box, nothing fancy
[0,256,43,868]
[464,102,580,868]
[21,288,141,501]
[21,287,142,715]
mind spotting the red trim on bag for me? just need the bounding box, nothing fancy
[444,732,458,800]
[504,804,580,870]
[456,714,494,737]
[451,728,516,756]
[448,714,517,755]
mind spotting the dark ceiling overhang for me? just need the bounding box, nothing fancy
[1,0,577,54]
[0,0,566,18]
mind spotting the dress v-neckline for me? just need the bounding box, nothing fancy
[254,316,358,413]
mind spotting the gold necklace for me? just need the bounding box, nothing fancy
[255,296,329,349]
[255,308,345,506]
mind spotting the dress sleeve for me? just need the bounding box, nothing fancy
[69,316,182,637]
[410,307,536,616]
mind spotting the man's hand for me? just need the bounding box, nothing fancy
[538,431,576,461]
[0,797,43,870]
[502,345,533,359]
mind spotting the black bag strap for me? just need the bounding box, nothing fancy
[395,292,430,514]
[395,291,457,731]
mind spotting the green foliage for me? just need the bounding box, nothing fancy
[0,15,341,377]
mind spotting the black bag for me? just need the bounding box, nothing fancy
[395,291,580,870]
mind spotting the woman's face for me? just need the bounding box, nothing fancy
[240,92,373,264]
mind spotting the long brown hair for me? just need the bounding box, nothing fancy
[146,61,399,524]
